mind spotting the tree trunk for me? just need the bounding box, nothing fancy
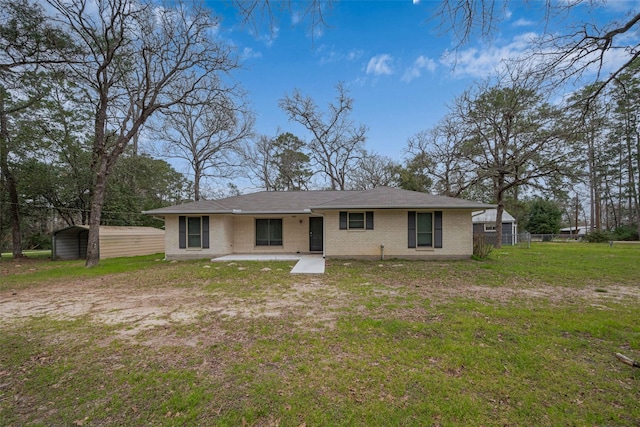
[85,158,109,267]
[0,91,24,258]
[194,166,201,201]
[494,175,505,249]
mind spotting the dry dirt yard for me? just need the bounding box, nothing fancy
[1,254,640,426]
[2,259,639,345]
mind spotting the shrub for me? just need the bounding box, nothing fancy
[611,225,639,241]
[25,233,52,250]
[584,230,611,243]
[473,233,493,259]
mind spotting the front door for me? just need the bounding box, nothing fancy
[309,217,323,252]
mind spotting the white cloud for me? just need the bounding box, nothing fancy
[439,32,538,78]
[366,54,394,76]
[402,55,437,82]
[413,0,420,4]
[317,47,363,65]
[512,18,535,27]
[347,49,364,61]
[241,47,262,60]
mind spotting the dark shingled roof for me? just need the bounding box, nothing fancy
[143,187,493,216]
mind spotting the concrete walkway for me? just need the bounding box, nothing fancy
[290,255,325,274]
[211,254,325,274]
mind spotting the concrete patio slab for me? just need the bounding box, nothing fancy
[211,254,325,274]
[211,254,301,262]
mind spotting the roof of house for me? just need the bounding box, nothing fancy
[143,186,494,216]
[472,209,516,223]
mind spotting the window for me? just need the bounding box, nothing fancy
[187,217,202,248]
[339,211,374,230]
[348,212,365,229]
[178,216,209,249]
[417,212,433,247]
[408,211,442,249]
[256,219,283,246]
[484,224,497,232]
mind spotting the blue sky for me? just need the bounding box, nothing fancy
[204,0,636,164]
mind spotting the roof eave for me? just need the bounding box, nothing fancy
[310,204,495,210]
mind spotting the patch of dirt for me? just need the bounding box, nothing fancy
[2,271,638,349]
[431,283,640,306]
[0,275,348,346]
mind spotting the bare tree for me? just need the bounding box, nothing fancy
[242,132,313,191]
[406,115,481,198]
[349,151,398,191]
[433,1,640,106]
[46,0,239,266]
[452,75,572,247]
[150,86,253,201]
[242,134,279,191]
[232,0,333,39]
[279,82,367,190]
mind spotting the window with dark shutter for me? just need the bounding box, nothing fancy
[339,211,348,230]
[348,212,365,229]
[434,211,443,248]
[202,216,210,249]
[179,216,186,249]
[417,212,433,247]
[408,211,416,248]
[366,211,374,230]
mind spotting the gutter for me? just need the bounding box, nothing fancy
[309,205,496,210]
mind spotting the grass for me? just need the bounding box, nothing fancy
[1,243,639,426]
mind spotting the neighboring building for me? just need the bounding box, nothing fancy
[472,209,518,246]
[143,186,493,261]
[52,226,165,260]
[559,226,589,238]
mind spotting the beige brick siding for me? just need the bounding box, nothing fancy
[321,209,473,259]
[232,215,310,254]
[164,214,313,260]
[163,209,474,260]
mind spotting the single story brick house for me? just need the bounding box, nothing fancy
[143,186,493,261]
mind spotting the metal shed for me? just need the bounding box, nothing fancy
[472,209,518,246]
[52,226,165,260]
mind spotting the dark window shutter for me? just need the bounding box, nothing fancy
[408,211,416,248]
[202,216,210,249]
[366,211,374,230]
[339,211,347,230]
[178,216,186,249]
[434,211,443,248]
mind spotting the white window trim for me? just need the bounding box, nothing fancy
[484,224,497,232]
[187,216,202,249]
[347,211,366,230]
[416,211,434,248]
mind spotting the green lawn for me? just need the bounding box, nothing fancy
[1,244,639,426]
